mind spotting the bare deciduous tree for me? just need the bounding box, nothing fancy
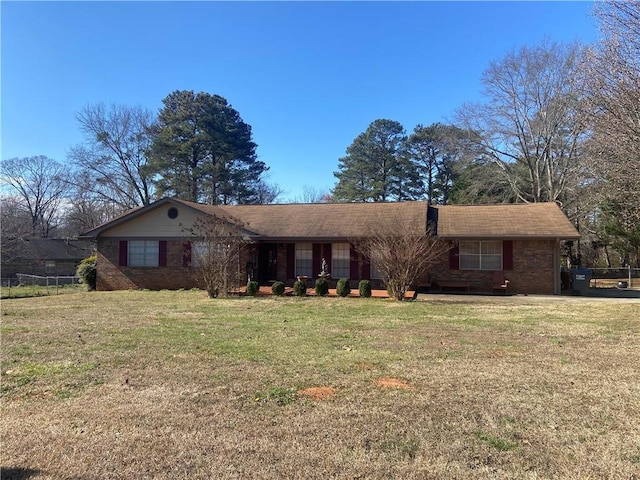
[0,155,70,238]
[353,213,449,301]
[456,40,590,208]
[583,0,640,223]
[58,173,122,237]
[69,103,155,210]
[184,214,250,298]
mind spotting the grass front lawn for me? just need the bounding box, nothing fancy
[1,290,639,479]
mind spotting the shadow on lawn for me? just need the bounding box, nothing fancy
[1,467,41,480]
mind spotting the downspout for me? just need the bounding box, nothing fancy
[554,238,560,295]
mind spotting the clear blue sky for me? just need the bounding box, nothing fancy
[2,1,598,202]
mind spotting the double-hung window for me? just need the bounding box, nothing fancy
[459,241,502,270]
[332,243,350,279]
[190,241,211,268]
[128,240,159,267]
[295,243,313,277]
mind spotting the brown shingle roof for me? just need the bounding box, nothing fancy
[212,201,429,240]
[81,198,580,240]
[433,203,580,239]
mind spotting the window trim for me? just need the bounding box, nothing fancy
[128,240,160,267]
[295,243,313,277]
[459,240,503,271]
[331,242,350,279]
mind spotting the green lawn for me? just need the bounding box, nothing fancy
[1,290,639,479]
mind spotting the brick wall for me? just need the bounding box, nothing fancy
[96,239,198,291]
[429,239,557,295]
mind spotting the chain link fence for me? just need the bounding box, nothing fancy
[589,267,639,289]
[1,274,84,299]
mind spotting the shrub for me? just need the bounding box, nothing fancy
[314,277,329,296]
[358,279,372,298]
[271,281,285,296]
[293,280,307,296]
[76,256,97,291]
[246,281,259,297]
[336,278,351,297]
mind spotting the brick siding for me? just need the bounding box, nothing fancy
[96,239,199,291]
[428,239,556,295]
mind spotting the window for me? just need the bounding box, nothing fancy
[45,261,56,274]
[190,241,227,268]
[332,243,350,279]
[167,207,179,219]
[370,261,383,280]
[190,241,209,268]
[459,241,502,270]
[295,243,313,277]
[128,240,159,267]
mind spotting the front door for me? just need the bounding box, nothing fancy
[258,243,278,283]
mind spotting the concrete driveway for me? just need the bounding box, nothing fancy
[416,288,640,304]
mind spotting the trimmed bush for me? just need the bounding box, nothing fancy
[271,281,285,296]
[293,280,307,296]
[336,278,351,297]
[358,279,372,298]
[314,277,329,297]
[246,280,259,297]
[76,255,97,291]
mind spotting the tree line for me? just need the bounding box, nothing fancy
[1,0,638,268]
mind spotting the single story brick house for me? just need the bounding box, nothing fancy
[80,197,580,295]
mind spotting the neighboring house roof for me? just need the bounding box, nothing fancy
[3,238,94,260]
[433,203,581,239]
[80,197,580,241]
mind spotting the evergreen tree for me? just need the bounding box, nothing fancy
[149,90,267,205]
[332,119,418,202]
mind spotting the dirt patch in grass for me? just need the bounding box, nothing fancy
[298,386,337,400]
[374,377,411,389]
[2,291,640,479]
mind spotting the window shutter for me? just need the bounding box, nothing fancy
[183,241,192,267]
[119,241,128,266]
[349,245,359,280]
[159,241,167,267]
[362,256,371,280]
[503,240,513,271]
[286,243,295,279]
[449,242,459,270]
[312,243,322,277]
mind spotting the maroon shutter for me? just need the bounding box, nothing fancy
[362,255,371,280]
[312,243,322,277]
[158,241,167,267]
[502,240,513,271]
[350,245,359,280]
[183,241,192,267]
[286,243,295,279]
[119,240,128,266]
[449,242,459,270]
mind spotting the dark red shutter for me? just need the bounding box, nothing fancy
[449,242,459,270]
[158,241,167,267]
[350,245,359,280]
[362,255,371,280]
[312,243,322,277]
[119,241,128,266]
[183,241,192,267]
[286,243,295,279]
[503,240,513,271]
